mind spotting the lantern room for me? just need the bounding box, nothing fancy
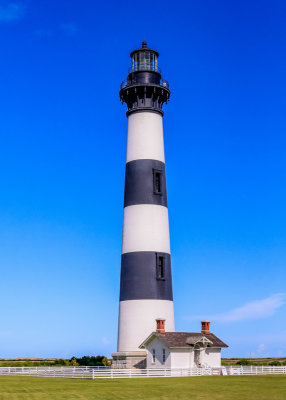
[130,41,159,73]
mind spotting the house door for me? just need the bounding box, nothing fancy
[194,349,200,367]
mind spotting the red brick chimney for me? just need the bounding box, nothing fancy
[156,319,166,333]
[201,320,210,334]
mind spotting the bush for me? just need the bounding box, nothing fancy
[70,356,108,367]
[54,359,74,366]
[268,361,281,366]
[102,357,112,366]
[236,359,251,366]
[70,358,79,366]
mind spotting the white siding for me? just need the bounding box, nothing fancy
[204,348,221,367]
[170,349,192,369]
[145,337,171,369]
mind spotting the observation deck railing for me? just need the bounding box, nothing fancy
[120,78,169,90]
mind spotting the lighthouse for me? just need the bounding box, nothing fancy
[112,42,175,368]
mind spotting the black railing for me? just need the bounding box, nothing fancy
[120,78,169,90]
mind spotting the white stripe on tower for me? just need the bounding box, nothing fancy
[122,204,170,254]
[126,112,165,163]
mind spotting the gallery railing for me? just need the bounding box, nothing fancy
[120,78,169,90]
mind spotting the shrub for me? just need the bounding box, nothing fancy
[70,355,108,367]
[269,361,281,366]
[236,359,251,366]
[54,359,66,366]
[102,357,112,366]
[70,358,79,366]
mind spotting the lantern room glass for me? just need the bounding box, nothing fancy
[132,51,158,72]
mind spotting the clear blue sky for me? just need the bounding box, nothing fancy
[0,0,285,359]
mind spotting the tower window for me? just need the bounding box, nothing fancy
[152,349,156,363]
[153,169,162,195]
[156,254,165,280]
[162,348,166,363]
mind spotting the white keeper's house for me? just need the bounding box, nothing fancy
[139,320,228,369]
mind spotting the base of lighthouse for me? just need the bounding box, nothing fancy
[111,351,147,369]
[117,300,175,351]
[112,299,175,369]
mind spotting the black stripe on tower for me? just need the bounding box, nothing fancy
[124,160,167,208]
[120,252,173,301]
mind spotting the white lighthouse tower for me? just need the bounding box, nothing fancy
[112,42,175,368]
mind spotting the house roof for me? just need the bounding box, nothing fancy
[140,332,228,349]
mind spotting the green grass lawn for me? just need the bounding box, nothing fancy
[0,375,285,400]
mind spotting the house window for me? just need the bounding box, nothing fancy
[152,349,156,363]
[156,254,165,280]
[162,348,166,364]
[153,169,162,195]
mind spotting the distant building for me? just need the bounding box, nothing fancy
[140,320,228,369]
